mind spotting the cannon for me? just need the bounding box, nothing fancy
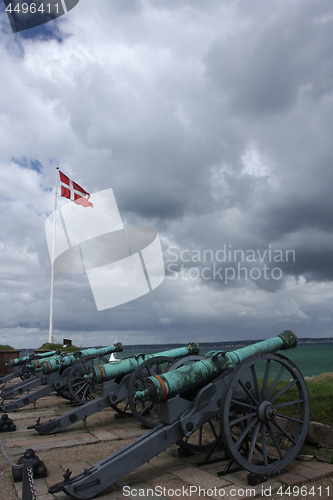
[0,350,72,401]
[0,343,124,412]
[0,350,59,386]
[1,349,106,401]
[8,350,59,369]
[30,343,200,434]
[49,331,310,499]
[0,350,64,401]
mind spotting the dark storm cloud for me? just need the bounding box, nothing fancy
[1,0,332,347]
[183,0,333,288]
[205,0,333,116]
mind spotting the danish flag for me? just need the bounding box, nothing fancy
[59,171,93,208]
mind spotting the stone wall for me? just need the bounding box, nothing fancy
[0,350,21,375]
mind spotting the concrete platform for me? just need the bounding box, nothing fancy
[0,381,332,500]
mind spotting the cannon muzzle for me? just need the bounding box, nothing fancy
[136,331,298,403]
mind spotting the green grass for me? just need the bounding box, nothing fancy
[38,342,80,353]
[269,372,333,426]
[0,345,15,350]
[305,373,333,425]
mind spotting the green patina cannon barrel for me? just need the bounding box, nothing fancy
[40,343,124,374]
[136,331,297,403]
[84,343,200,383]
[7,350,59,368]
[27,351,71,370]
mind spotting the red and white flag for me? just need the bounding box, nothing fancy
[59,171,93,208]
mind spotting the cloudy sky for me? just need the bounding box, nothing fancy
[1,0,333,349]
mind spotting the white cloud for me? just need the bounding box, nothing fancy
[159,317,172,325]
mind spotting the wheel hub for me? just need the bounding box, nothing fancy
[257,400,277,422]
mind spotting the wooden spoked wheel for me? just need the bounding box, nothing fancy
[220,353,310,475]
[128,356,176,428]
[68,355,109,404]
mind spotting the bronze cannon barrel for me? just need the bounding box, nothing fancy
[40,343,124,374]
[7,350,59,368]
[136,331,297,403]
[85,343,200,383]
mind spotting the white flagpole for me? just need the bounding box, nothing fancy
[48,167,59,344]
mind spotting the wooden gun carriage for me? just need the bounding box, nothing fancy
[49,331,310,499]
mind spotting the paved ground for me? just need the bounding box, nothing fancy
[0,382,332,500]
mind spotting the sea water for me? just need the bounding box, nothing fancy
[114,342,333,378]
